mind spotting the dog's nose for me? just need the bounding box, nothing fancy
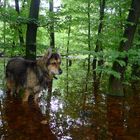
[59,69,62,74]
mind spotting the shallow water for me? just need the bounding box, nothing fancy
[0,58,140,140]
[1,90,140,140]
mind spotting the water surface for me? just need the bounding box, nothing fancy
[0,58,140,140]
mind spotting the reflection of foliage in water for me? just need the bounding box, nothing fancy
[53,58,93,115]
[0,59,5,88]
[44,58,97,139]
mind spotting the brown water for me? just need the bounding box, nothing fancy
[0,59,140,140]
[0,90,140,140]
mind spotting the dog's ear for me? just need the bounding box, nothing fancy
[43,48,52,60]
[46,48,52,59]
[56,48,61,57]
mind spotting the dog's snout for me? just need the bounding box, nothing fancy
[59,69,62,74]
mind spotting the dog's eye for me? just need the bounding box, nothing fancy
[51,62,56,65]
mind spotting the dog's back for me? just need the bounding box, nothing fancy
[6,58,26,83]
[6,58,37,94]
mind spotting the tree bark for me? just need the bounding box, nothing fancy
[26,0,40,60]
[87,0,91,86]
[131,26,140,91]
[92,0,105,91]
[15,0,24,47]
[109,0,140,95]
[66,16,71,95]
[49,0,55,48]
[48,0,54,100]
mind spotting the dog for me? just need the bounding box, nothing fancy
[5,48,62,102]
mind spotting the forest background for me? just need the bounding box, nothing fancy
[0,0,140,96]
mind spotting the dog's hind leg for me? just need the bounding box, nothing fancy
[6,79,16,96]
[22,89,30,102]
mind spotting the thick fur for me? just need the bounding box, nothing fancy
[6,49,62,102]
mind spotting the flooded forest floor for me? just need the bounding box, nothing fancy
[0,58,140,140]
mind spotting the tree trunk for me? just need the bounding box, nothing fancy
[15,0,24,47]
[66,16,71,95]
[86,0,91,89]
[109,0,140,95]
[48,0,55,99]
[131,26,140,91]
[92,0,105,91]
[49,0,55,48]
[26,0,40,60]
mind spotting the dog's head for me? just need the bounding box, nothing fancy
[43,48,62,76]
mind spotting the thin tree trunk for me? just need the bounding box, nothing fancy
[81,0,92,103]
[49,0,55,48]
[66,16,71,95]
[87,0,91,53]
[83,0,91,96]
[92,0,105,91]
[48,0,54,101]
[26,0,40,60]
[15,0,24,47]
[3,0,6,79]
[87,0,91,80]
[109,0,140,95]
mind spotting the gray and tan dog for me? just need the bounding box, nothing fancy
[6,48,62,102]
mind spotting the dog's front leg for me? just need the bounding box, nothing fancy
[34,93,39,103]
[22,89,30,102]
